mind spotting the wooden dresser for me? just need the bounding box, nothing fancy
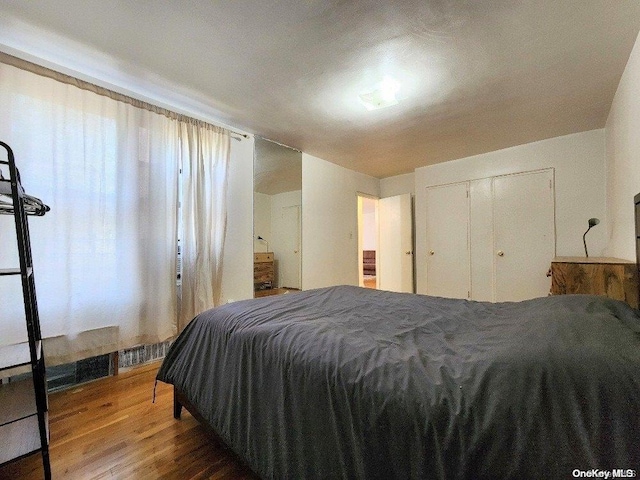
[254,252,274,290]
[550,256,639,308]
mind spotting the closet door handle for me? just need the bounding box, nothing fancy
[429,250,435,255]
[497,250,504,257]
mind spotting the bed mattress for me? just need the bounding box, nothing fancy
[157,285,640,479]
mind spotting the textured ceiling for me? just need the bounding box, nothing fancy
[1,1,639,178]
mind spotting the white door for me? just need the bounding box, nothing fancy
[378,194,414,293]
[280,205,301,289]
[493,170,555,301]
[425,182,470,299]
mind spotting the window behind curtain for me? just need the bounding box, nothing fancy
[0,62,179,365]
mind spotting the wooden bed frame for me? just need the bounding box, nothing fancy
[173,387,259,475]
[173,387,217,433]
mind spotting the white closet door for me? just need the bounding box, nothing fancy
[425,182,470,299]
[378,193,413,293]
[469,178,493,301]
[279,205,301,289]
[493,170,555,302]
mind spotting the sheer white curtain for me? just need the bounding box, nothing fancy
[178,122,230,331]
[0,61,222,364]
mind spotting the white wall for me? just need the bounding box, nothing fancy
[414,130,607,294]
[362,209,377,251]
[271,191,302,222]
[253,192,272,253]
[605,31,640,261]
[380,172,415,198]
[361,196,378,251]
[220,137,255,304]
[302,154,380,289]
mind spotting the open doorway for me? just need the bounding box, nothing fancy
[357,194,379,289]
[358,193,415,293]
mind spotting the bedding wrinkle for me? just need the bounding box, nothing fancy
[157,286,640,480]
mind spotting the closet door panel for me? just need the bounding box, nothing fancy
[425,182,470,299]
[469,178,493,301]
[493,170,555,302]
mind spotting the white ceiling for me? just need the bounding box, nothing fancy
[1,1,640,179]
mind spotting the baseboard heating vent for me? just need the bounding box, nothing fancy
[3,342,172,392]
[46,353,112,392]
[118,341,172,369]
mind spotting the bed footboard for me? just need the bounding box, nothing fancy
[173,386,220,430]
[170,385,260,477]
[173,387,183,419]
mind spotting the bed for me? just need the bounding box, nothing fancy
[157,283,640,479]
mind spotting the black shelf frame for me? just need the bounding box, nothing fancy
[0,141,51,479]
[635,192,640,306]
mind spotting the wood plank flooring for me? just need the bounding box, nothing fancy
[0,362,258,480]
[363,277,376,289]
[254,287,299,298]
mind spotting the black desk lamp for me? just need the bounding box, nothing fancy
[257,235,269,252]
[583,218,599,257]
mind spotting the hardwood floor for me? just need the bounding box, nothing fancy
[254,287,299,298]
[0,362,258,480]
[363,277,377,289]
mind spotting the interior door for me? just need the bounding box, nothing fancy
[378,193,413,293]
[425,182,470,299]
[493,169,555,301]
[279,205,301,289]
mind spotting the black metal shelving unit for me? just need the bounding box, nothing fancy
[0,141,51,479]
[635,192,640,303]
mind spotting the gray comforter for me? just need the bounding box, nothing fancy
[156,285,640,479]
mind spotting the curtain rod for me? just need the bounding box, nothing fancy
[255,135,301,153]
[0,51,249,139]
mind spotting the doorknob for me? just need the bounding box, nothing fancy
[405,251,413,255]
[497,250,504,256]
[429,250,435,255]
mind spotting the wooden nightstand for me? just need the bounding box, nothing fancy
[550,257,639,308]
[254,252,274,290]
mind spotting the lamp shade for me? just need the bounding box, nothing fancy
[257,236,269,252]
[583,218,600,257]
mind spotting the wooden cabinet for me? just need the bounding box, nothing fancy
[550,257,639,308]
[254,252,274,290]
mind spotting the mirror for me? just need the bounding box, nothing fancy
[253,138,302,298]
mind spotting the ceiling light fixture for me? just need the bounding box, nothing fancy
[359,76,400,111]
